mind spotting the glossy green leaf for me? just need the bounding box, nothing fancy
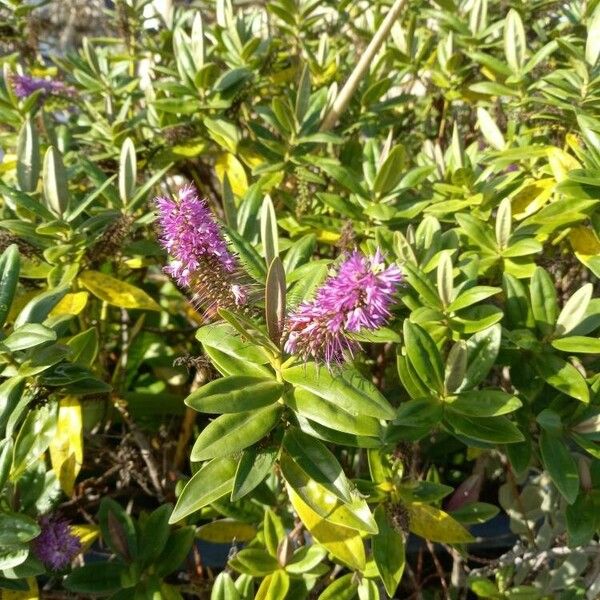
[403,321,444,393]
[372,505,405,596]
[530,266,558,336]
[282,362,394,420]
[446,390,522,417]
[0,244,19,328]
[539,431,580,504]
[534,354,589,402]
[446,413,524,444]
[185,376,282,413]
[190,404,282,460]
[42,146,69,217]
[285,388,381,437]
[231,446,277,501]
[16,117,39,192]
[170,456,239,523]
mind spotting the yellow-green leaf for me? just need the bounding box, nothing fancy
[255,570,290,600]
[196,519,256,543]
[50,291,89,316]
[49,396,83,495]
[547,147,580,183]
[215,153,248,197]
[79,270,161,311]
[70,524,100,552]
[511,178,555,220]
[408,503,473,544]
[287,485,365,571]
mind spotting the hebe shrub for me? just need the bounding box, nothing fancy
[0,0,599,597]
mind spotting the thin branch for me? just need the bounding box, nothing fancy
[320,0,409,131]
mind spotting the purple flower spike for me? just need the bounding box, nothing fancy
[33,515,81,571]
[284,250,403,364]
[156,185,246,314]
[10,74,75,99]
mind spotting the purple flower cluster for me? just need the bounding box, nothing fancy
[284,250,403,363]
[10,74,75,99]
[33,515,81,571]
[156,186,246,313]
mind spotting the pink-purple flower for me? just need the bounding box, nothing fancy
[33,515,81,571]
[10,74,75,99]
[156,185,246,314]
[284,250,402,363]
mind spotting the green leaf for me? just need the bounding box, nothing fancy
[231,447,277,501]
[0,512,39,545]
[286,544,327,574]
[437,252,454,307]
[16,117,40,192]
[317,574,358,600]
[459,325,501,391]
[566,492,598,547]
[282,362,394,420]
[119,138,137,205]
[98,497,138,560]
[446,413,524,444]
[530,266,558,336]
[0,545,29,571]
[447,390,522,417]
[495,198,511,249]
[280,451,377,533]
[555,283,593,336]
[372,506,405,596]
[448,286,501,312]
[402,261,442,308]
[0,244,20,328]
[65,563,127,595]
[185,376,283,413]
[11,403,57,480]
[283,428,353,504]
[1,323,56,352]
[450,502,499,525]
[403,321,444,393]
[534,354,589,402]
[287,485,366,571]
[551,336,600,354]
[0,377,25,436]
[502,273,531,329]
[212,573,242,600]
[261,194,279,267]
[539,431,580,504]
[265,257,286,344]
[155,527,196,576]
[138,504,172,567]
[504,9,527,73]
[445,341,467,393]
[229,548,279,576]
[373,145,406,195]
[477,107,505,150]
[203,345,273,379]
[196,323,271,364]
[294,413,381,449]
[190,404,282,461]
[42,146,70,217]
[254,571,293,600]
[14,284,68,327]
[170,456,239,523]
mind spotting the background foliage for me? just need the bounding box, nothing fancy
[0,0,599,598]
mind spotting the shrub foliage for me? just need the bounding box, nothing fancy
[0,0,599,598]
